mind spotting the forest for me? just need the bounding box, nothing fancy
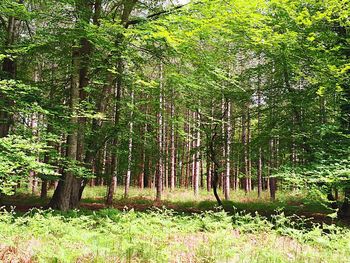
[0,0,349,262]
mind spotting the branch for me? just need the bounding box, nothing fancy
[0,15,6,29]
[25,20,33,38]
[126,3,189,27]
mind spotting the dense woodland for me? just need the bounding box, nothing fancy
[0,0,349,215]
[1,0,350,262]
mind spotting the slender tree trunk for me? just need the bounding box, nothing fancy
[41,121,53,199]
[185,112,191,189]
[257,72,263,198]
[170,94,176,191]
[242,113,249,193]
[124,89,134,198]
[194,111,200,196]
[247,107,252,192]
[206,156,212,192]
[180,125,186,188]
[224,101,231,200]
[209,133,223,207]
[156,62,164,202]
[269,139,276,201]
[139,120,148,189]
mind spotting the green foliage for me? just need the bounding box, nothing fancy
[0,80,46,115]
[0,0,348,215]
[0,208,349,262]
[0,135,57,195]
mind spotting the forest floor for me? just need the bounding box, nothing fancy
[1,187,349,262]
[0,186,342,225]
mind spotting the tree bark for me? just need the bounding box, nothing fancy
[170,93,176,191]
[124,89,134,198]
[0,15,18,137]
[49,46,81,211]
[156,62,164,202]
[269,139,277,201]
[194,111,200,196]
[257,71,263,198]
[224,101,231,200]
[48,0,96,210]
[242,112,249,193]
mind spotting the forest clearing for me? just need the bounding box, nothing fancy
[0,0,349,262]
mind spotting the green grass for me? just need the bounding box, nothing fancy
[0,208,349,262]
[80,186,335,220]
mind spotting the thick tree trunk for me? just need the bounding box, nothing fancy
[40,180,48,199]
[49,47,80,211]
[48,0,99,210]
[339,188,350,218]
[0,16,17,137]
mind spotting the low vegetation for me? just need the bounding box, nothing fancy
[1,206,349,263]
[1,187,348,262]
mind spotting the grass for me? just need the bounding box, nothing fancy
[1,186,348,262]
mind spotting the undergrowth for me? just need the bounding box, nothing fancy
[0,207,349,262]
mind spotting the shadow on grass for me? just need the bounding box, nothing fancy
[1,191,342,226]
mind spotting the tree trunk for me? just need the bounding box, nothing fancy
[124,89,134,198]
[269,139,276,201]
[224,101,231,200]
[194,111,200,196]
[242,113,249,193]
[49,45,81,211]
[139,120,147,189]
[0,15,18,137]
[170,94,176,191]
[206,156,212,192]
[257,72,263,198]
[156,62,164,202]
[209,135,223,207]
[247,107,252,192]
[339,188,350,218]
[106,0,138,205]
